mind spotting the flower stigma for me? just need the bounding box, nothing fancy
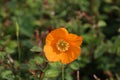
[56,39,69,52]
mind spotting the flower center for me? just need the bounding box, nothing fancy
[56,39,69,52]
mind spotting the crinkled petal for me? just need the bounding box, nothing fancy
[60,46,81,64]
[50,28,68,39]
[68,34,82,46]
[44,45,60,62]
[45,33,54,45]
[45,28,68,45]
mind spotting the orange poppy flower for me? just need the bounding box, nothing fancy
[44,28,82,64]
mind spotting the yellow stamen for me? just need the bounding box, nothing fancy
[56,39,69,52]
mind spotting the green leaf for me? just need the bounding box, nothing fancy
[94,44,106,59]
[5,47,15,54]
[83,34,96,44]
[29,61,37,70]
[20,64,29,71]
[29,56,45,70]
[30,46,42,52]
[49,62,61,69]
[1,70,15,79]
[5,41,17,54]
[44,69,59,78]
[98,20,107,27]
[0,52,5,59]
[34,56,45,64]
[65,74,73,80]
[69,61,80,70]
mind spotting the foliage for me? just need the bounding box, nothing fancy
[0,0,120,80]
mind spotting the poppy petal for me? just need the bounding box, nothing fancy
[45,33,54,45]
[44,45,60,62]
[68,34,82,46]
[60,46,81,64]
[50,28,68,39]
[68,46,81,60]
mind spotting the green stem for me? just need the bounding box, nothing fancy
[62,64,64,80]
[16,22,21,80]
[17,35,21,62]
[15,22,21,62]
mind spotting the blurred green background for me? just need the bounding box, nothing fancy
[0,0,120,80]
